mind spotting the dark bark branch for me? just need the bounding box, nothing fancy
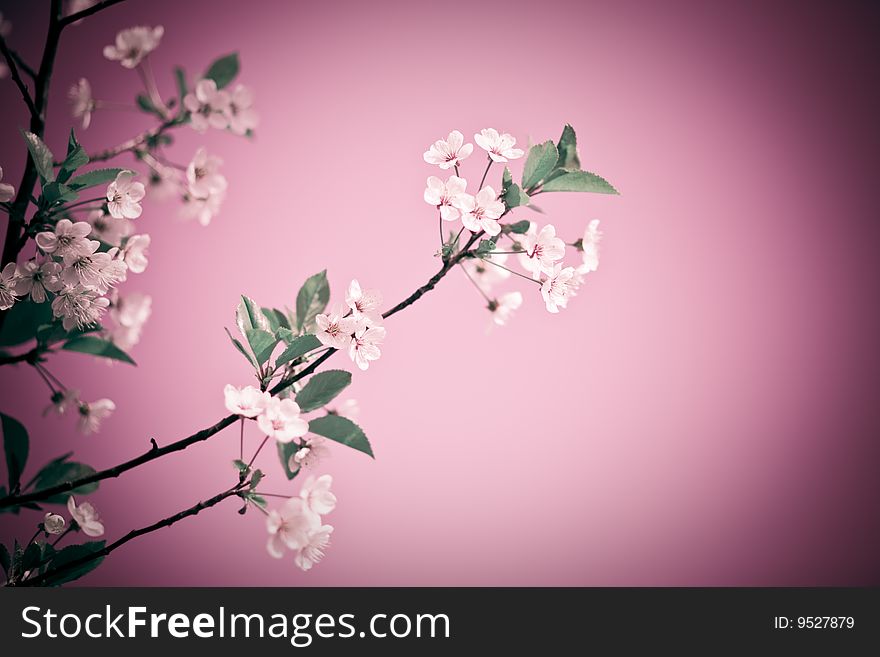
[59,0,129,26]
[0,36,39,119]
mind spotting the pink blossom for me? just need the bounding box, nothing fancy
[183,79,231,132]
[315,304,358,349]
[0,165,16,202]
[257,398,309,443]
[226,84,259,136]
[35,219,93,258]
[186,148,227,198]
[68,78,95,129]
[580,219,602,273]
[540,265,579,313]
[519,223,566,278]
[14,260,63,303]
[86,210,133,247]
[76,398,115,435]
[266,497,320,557]
[348,321,386,371]
[106,171,145,220]
[51,285,110,330]
[294,525,333,572]
[299,474,337,515]
[454,186,504,236]
[224,384,271,418]
[423,130,473,169]
[474,128,524,163]
[121,234,150,273]
[0,262,18,310]
[461,252,510,291]
[345,279,383,321]
[491,291,523,326]
[103,25,164,69]
[68,496,105,536]
[424,175,467,222]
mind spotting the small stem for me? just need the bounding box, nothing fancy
[478,157,493,190]
[483,258,541,285]
[60,196,105,212]
[37,363,67,390]
[485,251,522,255]
[458,263,492,303]
[259,492,293,499]
[33,363,58,394]
[246,436,270,470]
[248,499,270,515]
[60,0,130,26]
[454,165,460,177]
[239,418,244,461]
[27,528,42,546]
[438,210,444,248]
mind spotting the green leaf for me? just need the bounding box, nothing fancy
[555,124,580,170]
[62,336,136,365]
[33,455,98,504]
[308,414,373,458]
[501,166,529,209]
[521,141,558,190]
[41,181,79,206]
[21,130,55,184]
[0,300,53,347]
[135,94,163,117]
[57,129,89,182]
[475,239,496,256]
[204,52,239,89]
[1,413,28,491]
[244,328,277,367]
[295,370,351,413]
[249,469,264,490]
[277,441,300,479]
[225,327,257,368]
[275,334,321,368]
[0,543,9,577]
[262,307,287,334]
[174,66,188,102]
[42,541,105,586]
[22,541,43,572]
[247,493,267,509]
[232,459,248,472]
[236,295,270,335]
[295,270,330,333]
[67,168,124,191]
[507,220,531,234]
[539,170,619,194]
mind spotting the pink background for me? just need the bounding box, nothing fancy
[1,0,879,585]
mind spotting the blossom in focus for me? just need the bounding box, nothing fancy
[102,25,164,69]
[454,186,504,236]
[61,242,128,294]
[68,78,95,129]
[224,384,271,418]
[0,262,18,310]
[462,252,510,291]
[300,474,337,515]
[315,303,358,350]
[35,219,93,258]
[424,175,467,222]
[183,78,230,132]
[257,398,309,443]
[474,128,524,163]
[0,166,15,202]
[518,223,566,278]
[186,148,227,198]
[345,279,383,322]
[295,524,333,572]
[423,130,473,169]
[348,320,386,371]
[491,291,523,326]
[226,84,259,136]
[44,389,80,416]
[266,497,320,557]
[108,291,152,351]
[14,260,63,303]
[540,265,578,313]
[106,171,145,220]
[76,398,115,435]
[43,512,66,535]
[67,496,105,536]
[118,233,149,275]
[580,219,602,273]
[85,210,133,247]
[51,285,110,330]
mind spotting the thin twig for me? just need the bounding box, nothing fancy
[59,0,129,27]
[458,262,492,304]
[0,35,39,120]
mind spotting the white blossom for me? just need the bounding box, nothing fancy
[121,234,150,274]
[43,513,66,535]
[491,291,523,327]
[299,474,337,515]
[266,497,320,557]
[51,285,110,330]
[106,170,145,220]
[14,260,63,303]
[348,320,386,371]
[44,389,80,416]
[77,398,115,435]
[68,78,95,129]
[108,291,152,351]
[454,186,504,236]
[423,130,473,169]
[474,128,524,163]
[345,279,383,322]
[226,84,259,136]
[180,187,225,226]
[540,265,579,313]
[424,175,467,222]
[103,25,164,69]
[257,398,309,443]
[0,262,20,310]
[67,496,105,536]
[224,384,271,418]
[518,223,566,278]
[315,303,358,350]
[461,252,510,291]
[580,219,602,273]
[183,78,230,132]
[35,219,93,258]
[294,525,333,572]
[290,436,331,472]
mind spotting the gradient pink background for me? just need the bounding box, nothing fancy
[1,0,879,585]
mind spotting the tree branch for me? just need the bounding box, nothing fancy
[0,36,39,120]
[15,482,246,587]
[59,0,129,27]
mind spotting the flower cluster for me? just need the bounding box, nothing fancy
[267,475,336,571]
[316,279,387,371]
[184,79,258,136]
[424,127,607,322]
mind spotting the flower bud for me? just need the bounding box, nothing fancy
[43,512,66,535]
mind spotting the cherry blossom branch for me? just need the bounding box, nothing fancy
[83,118,179,163]
[3,46,37,79]
[14,481,247,587]
[0,230,487,509]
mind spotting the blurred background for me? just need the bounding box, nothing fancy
[0,0,878,585]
